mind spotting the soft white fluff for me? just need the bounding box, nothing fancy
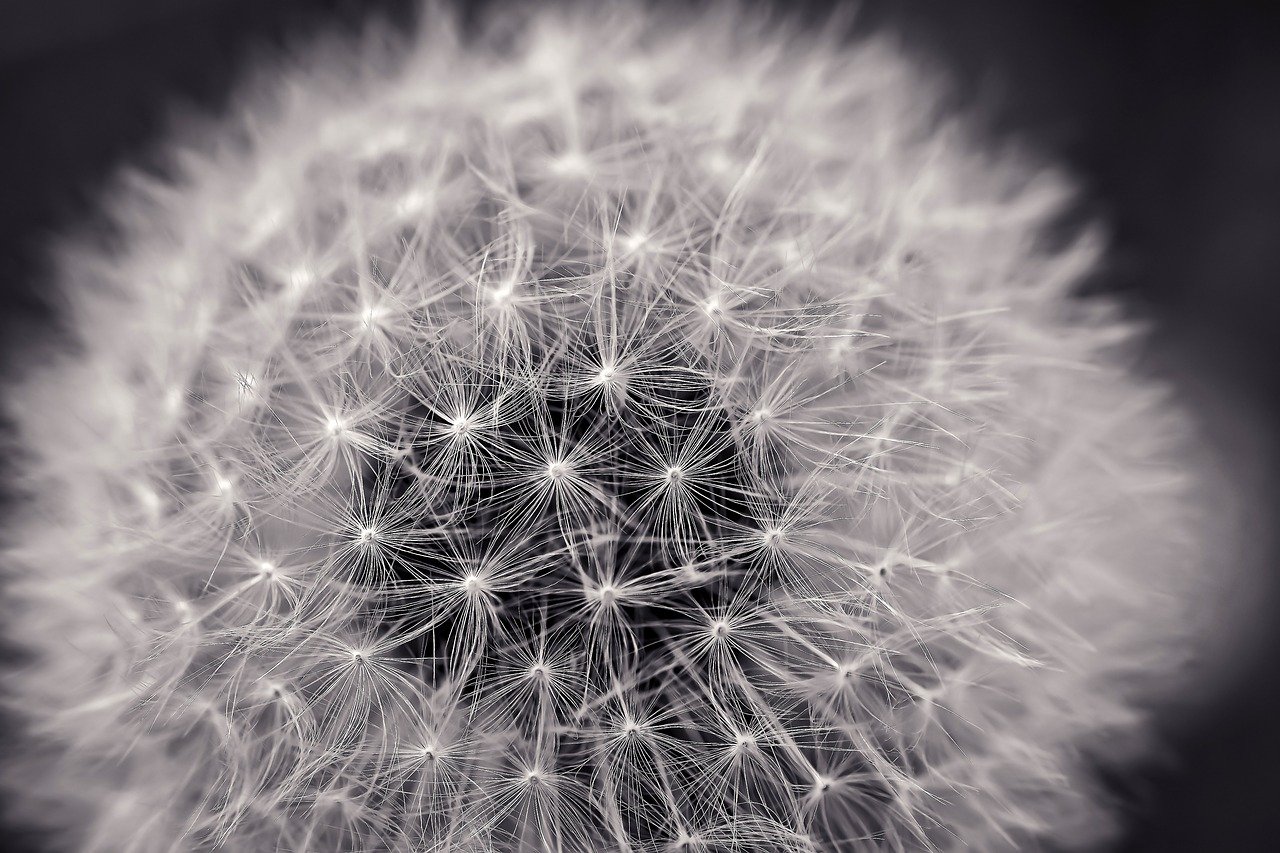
[1,2,1212,850]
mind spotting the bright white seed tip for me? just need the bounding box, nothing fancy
[394,189,429,217]
[286,265,315,292]
[549,151,590,177]
[619,232,648,255]
[234,372,257,399]
[703,148,734,175]
[163,387,184,415]
[443,412,474,437]
[761,527,786,547]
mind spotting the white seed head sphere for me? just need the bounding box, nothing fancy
[1,3,1216,851]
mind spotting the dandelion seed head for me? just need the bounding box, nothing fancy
[0,3,1226,852]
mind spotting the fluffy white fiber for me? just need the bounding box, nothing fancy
[1,2,1214,850]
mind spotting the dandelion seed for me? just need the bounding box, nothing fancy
[245,204,286,247]
[212,473,234,497]
[592,582,618,608]
[619,232,648,255]
[162,386,184,417]
[394,189,430,217]
[702,148,734,176]
[549,150,591,177]
[488,282,515,305]
[445,413,477,439]
[286,265,315,292]
[359,303,387,329]
[234,371,257,400]
[761,526,786,548]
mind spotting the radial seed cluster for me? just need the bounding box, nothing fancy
[2,3,1207,852]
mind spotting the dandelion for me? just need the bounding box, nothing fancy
[0,2,1223,852]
